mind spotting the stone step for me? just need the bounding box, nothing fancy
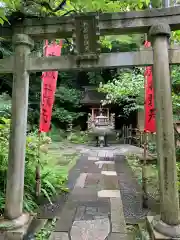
[101,161,119,191]
[55,200,77,232]
[101,171,119,190]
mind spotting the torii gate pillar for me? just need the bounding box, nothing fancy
[3,34,34,228]
[147,23,180,238]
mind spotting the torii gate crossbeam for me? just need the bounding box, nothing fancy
[1,6,180,39]
[1,49,180,73]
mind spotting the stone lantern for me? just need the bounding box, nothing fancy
[88,108,115,147]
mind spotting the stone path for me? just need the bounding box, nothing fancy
[48,145,148,240]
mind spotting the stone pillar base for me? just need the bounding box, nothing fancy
[147,216,180,239]
[0,213,33,240]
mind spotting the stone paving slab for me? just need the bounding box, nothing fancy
[55,200,77,232]
[70,187,98,202]
[95,161,114,169]
[48,145,147,240]
[101,172,119,190]
[107,233,129,240]
[85,173,101,185]
[101,162,115,171]
[110,198,126,233]
[115,156,149,221]
[98,190,121,198]
[49,232,69,240]
[88,156,100,161]
[71,218,110,240]
[81,161,102,174]
[74,173,88,188]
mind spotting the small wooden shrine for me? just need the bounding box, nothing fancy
[80,86,110,123]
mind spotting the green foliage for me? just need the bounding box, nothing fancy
[88,72,104,86]
[177,147,180,161]
[0,93,11,117]
[176,162,180,191]
[48,125,67,142]
[98,68,145,116]
[35,218,57,240]
[64,0,151,13]
[67,130,90,144]
[53,86,84,125]
[148,141,156,154]
[99,66,180,119]
[171,65,180,120]
[0,117,69,214]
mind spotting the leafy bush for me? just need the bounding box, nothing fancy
[177,147,180,161]
[47,125,67,142]
[0,118,68,214]
[99,67,180,119]
[0,93,11,118]
[67,131,90,144]
[148,141,156,154]
[35,218,57,240]
[53,86,85,126]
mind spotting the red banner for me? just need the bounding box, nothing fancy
[39,40,63,132]
[144,41,156,133]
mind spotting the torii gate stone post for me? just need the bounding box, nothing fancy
[147,22,180,239]
[0,34,34,237]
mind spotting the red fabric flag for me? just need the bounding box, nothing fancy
[144,41,156,133]
[39,40,63,132]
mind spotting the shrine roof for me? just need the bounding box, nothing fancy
[80,86,106,105]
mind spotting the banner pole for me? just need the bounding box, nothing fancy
[35,131,41,197]
[142,131,148,208]
[35,39,47,197]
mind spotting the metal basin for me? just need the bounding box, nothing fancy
[90,126,115,136]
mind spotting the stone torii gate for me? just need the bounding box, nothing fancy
[0,6,180,239]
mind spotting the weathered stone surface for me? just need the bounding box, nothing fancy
[110,198,126,233]
[55,200,77,232]
[150,28,180,227]
[101,162,115,171]
[75,206,86,221]
[149,23,171,37]
[5,33,33,219]
[115,156,148,222]
[48,145,154,239]
[101,171,117,176]
[98,190,120,198]
[49,232,69,240]
[147,216,170,239]
[101,172,119,190]
[71,218,110,240]
[85,173,100,185]
[98,150,109,158]
[95,161,114,169]
[71,188,98,202]
[74,173,88,188]
[2,49,180,73]
[88,156,99,161]
[107,233,128,240]
[3,215,33,240]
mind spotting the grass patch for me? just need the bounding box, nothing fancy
[127,153,180,202]
[48,125,91,144]
[39,142,79,203]
[35,218,57,240]
[48,127,67,142]
[127,154,159,201]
